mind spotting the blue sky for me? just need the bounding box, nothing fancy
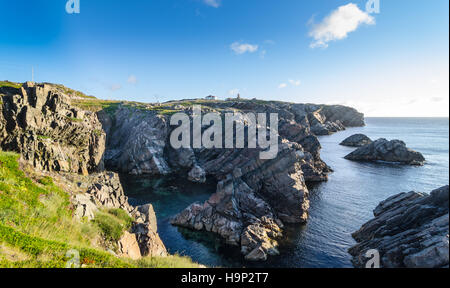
[0,0,448,116]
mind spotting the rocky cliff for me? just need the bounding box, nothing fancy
[1,82,366,262]
[0,82,166,259]
[349,186,449,268]
[99,99,365,261]
[0,82,105,174]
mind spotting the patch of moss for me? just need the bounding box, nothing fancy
[65,116,83,123]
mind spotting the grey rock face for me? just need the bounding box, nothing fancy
[98,99,365,261]
[0,82,105,174]
[102,106,171,175]
[171,142,310,261]
[188,164,206,183]
[345,138,425,165]
[71,171,167,257]
[340,134,373,147]
[349,186,449,268]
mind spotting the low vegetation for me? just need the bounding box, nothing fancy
[0,81,22,89]
[0,150,201,268]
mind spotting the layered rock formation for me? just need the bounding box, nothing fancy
[100,100,365,261]
[71,172,167,258]
[349,186,449,268]
[1,82,367,262]
[340,134,373,147]
[0,82,105,174]
[98,107,171,175]
[1,82,166,260]
[345,138,425,165]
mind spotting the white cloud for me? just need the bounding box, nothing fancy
[127,75,138,85]
[288,79,301,86]
[109,84,122,91]
[279,79,301,89]
[230,42,259,55]
[204,0,221,8]
[309,3,375,48]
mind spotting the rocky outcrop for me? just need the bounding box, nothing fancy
[118,231,142,260]
[349,186,449,268]
[345,138,425,165]
[340,134,373,147]
[0,82,105,174]
[1,82,168,260]
[71,171,167,258]
[99,106,171,175]
[98,99,364,261]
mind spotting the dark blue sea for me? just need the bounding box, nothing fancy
[122,117,449,268]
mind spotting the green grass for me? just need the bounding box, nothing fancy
[0,81,22,89]
[0,150,203,268]
[94,209,133,243]
[65,116,84,123]
[37,134,52,141]
[73,99,121,115]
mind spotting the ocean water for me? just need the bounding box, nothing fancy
[122,117,449,268]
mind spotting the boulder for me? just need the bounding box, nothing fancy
[118,231,142,260]
[349,186,449,268]
[188,164,206,183]
[132,223,167,257]
[137,204,158,232]
[340,134,373,147]
[345,138,425,165]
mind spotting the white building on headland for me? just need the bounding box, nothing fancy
[205,95,218,100]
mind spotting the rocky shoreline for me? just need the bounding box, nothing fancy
[98,96,365,261]
[2,81,446,267]
[349,186,449,268]
[1,82,365,262]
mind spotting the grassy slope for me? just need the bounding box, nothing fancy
[0,81,22,89]
[0,151,200,268]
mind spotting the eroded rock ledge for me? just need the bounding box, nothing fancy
[349,186,449,268]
